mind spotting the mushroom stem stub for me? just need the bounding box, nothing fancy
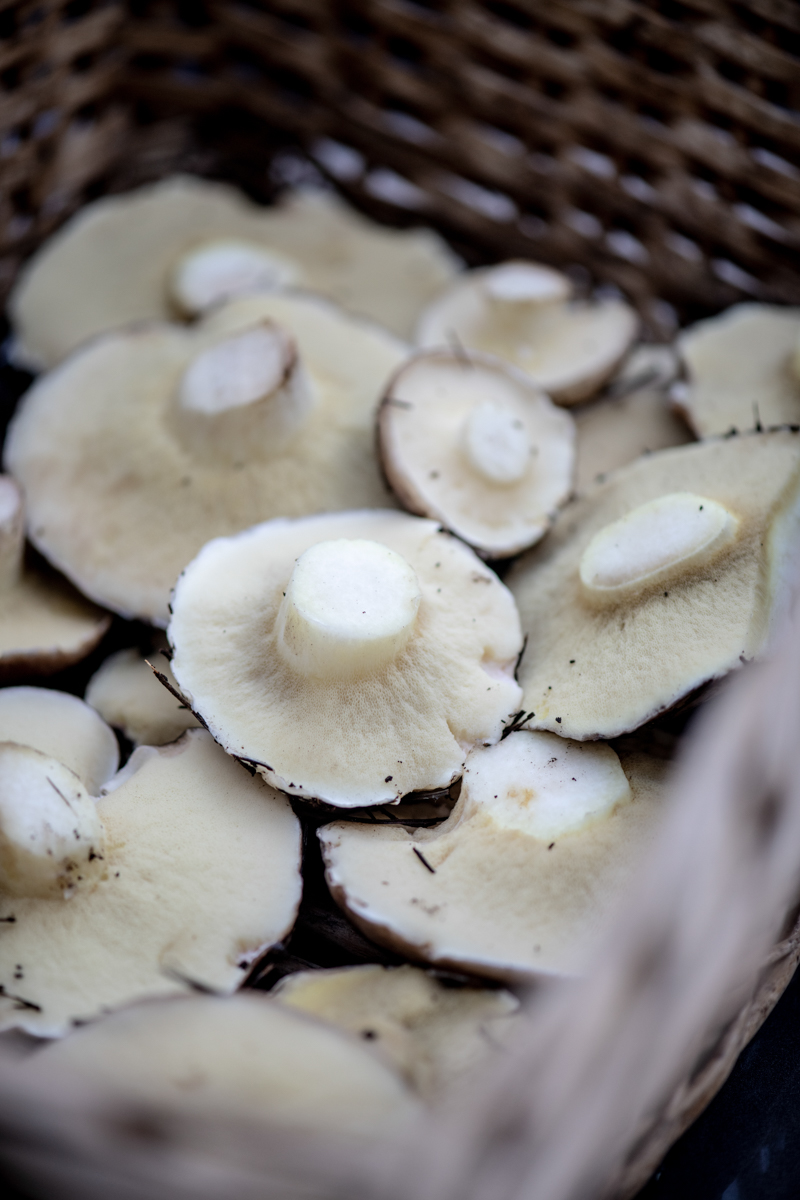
[174,321,315,463]
[169,239,299,317]
[482,262,571,308]
[275,539,422,678]
[0,743,105,899]
[0,478,25,594]
[580,492,738,603]
[462,401,532,486]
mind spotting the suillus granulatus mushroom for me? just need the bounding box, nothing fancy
[0,687,118,795]
[378,350,575,557]
[167,509,523,808]
[85,639,199,748]
[507,432,800,741]
[673,304,800,438]
[0,476,109,680]
[0,729,302,1035]
[17,992,421,1132]
[274,963,518,1099]
[5,293,406,626]
[416,261,639,406]
[8,175,460,369]
[320,731,664,981]
[574,345,693,494]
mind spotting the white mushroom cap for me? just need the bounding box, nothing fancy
[675,304,800,437]
[19,992,420,1134]
[0,476,109,680]
[507,432,800,740]
[416,263,639,405]
[5,293,406,626]
[379,351,576,557]
[9,176,460,368]
[274,963,518,1100]
[0,729,302,1036]
[320,733,665,982]
[168,510,523,808]
[0,687,118,794]
[574,344,693,494]
[0,744,105,899]
[85,644,198,748]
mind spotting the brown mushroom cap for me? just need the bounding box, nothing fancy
[416,262,639,405]
[507,432,800,741]
[18,992,421,1133]
[0,687,118,794]
[379,350,576,557]
[0,729,302,1036]
[5,293,406,626]
[675,304,800,438]
[274,963,519,1099]
[320,733,665,982]
[9,175,460,369]
[168,509,523,808]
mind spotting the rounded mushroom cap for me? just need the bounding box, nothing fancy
[168,509,523,808]
[85,646,199,748]
[0,744,105,899]
[379,351,576,557]
[8,175,460,368]
[4,292,406,626]
[507,432,800,740]
[416,263,639,405]
[320,733,665,981]
[274,963,519,1099]
[19,992,421,1133]
[574,344,693,494]
[0,729,302,1036]
[0,687,118,794]
[675,304,800,438]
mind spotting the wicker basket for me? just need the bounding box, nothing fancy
[0,4,799,1198]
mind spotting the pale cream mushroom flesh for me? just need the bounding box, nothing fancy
[5,293,406,626]
[674,304,800,437]
[508,432,800,740]
[0,687,118,794]
[85,641,198,748]
[168,510,523,808]
[274,964,518,1100]
[379,351,576,557]
[8,175,460,368]
[574,344,693,494]
[416,261,639,405]
[321,732,665,981]
[0,476,109,679]
[18,993,421,1134]
[0,729,302,1036]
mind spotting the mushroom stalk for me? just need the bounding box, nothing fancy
[462,401,533,486]
[0,478,25,594]
[275,539,422,679]
[169,239,299,317]
[173,321,316,464]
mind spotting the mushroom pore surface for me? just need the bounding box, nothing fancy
[168,510,523,807]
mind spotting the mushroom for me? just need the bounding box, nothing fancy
[168,509,523,808]
[507,432,800,741]
[8,175,460,369]
[574,345,694,494]
[0,476,109,680]
[0,687,118,794]
[378,350,576,558]
[274,963,518,1099]
[85,638,199,748]
[5,293,407,626]
[320,732,665,982]
[673,304,800,437]
[0,728,302,1036]
[416,261,639,405]
[17,992,421,1133]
